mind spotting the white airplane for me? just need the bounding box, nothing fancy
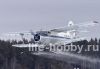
[1,20,98,47]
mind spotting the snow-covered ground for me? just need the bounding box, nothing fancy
[33,51,100,69]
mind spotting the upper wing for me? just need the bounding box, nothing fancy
[76,21,98,27]
[50,21,98,33]
[2,30,35,36]
[50,28,69,32]
[50,26,78,33]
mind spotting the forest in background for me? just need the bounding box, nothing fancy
[0,38,100,69]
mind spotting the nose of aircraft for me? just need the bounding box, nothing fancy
[34,34,40,41]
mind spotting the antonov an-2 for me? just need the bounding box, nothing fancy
[2,20,98,47]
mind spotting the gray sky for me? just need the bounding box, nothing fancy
[0,0,100,38]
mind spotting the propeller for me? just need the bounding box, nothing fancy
[29,30,40,41]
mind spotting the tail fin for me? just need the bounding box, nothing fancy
[68,21,74,27]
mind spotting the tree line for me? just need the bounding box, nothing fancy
[0,38,100,69]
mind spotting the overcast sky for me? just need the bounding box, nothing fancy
[0,0,100,38]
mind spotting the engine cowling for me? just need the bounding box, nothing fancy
[34,34,40,41]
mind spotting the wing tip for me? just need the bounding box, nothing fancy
[93,21,99,23]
